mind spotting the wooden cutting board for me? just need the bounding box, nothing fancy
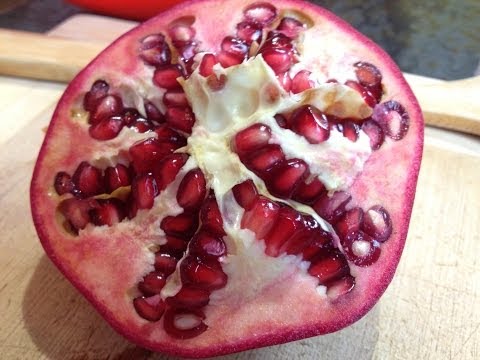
[0,15,479,360]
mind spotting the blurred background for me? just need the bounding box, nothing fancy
[0,0,479,80]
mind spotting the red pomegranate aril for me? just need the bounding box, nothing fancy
[176,169,207,211]
[342,121,360,142]
[243,2,277,26]
[274,114,288,128]
[177,41,198,63]
[89,116,124,140]
[131,174,158,210]
[153,64,184,90]
[154,124,187,148]
[167,286,210,309]
[199,53,218,77]
[200,195,225,236]
[129,138,177,174]
[163,308,208,339]
[313,191,352,224]
[218,51,244,68]
[345,80,377,108]
[326,275,355,300]
[277,72,292,92]
[354,61,382,88]
[362,118,385,150]
[163,90,189,107]
[373,100,410,140]
[363,205,392,242]
[144,101,164,124]
[335,207,364,240]
[104,164,131,193]
[89,95,123,125]
[277,17,305,39]
[301,235,334,261]
[131,118,155,133]
[165,106,195,133]
[282,216,330,255]
[139,34,171,67]
[241,196,280,240]
[234,123,272,156]
[291,70,314,94]
[341,230,381,266]
[122,108,140,126]
[308,249,350,284]
[83,80,109,112]
[59,198,98,231]
[221,36,249,58]
[138,271,166,296]
[161,213,199,237]
[190,231,226,259]
[232,179,258,210]
[169,24,196,43]
[245,144,285,175]
[154,252,177,275]
[261,47,293,74]
[292,177,326,204]
[153,153,189,191]
[290,105,330,144]
[133,295,165,322]
[89,199,126,226]
[263,205,303,257]
[54,171,74,195]
[236,21,262,45]
[267,159,308,198]
[180,256,228,291]
[72,161,104,197]
[161,235,189,257]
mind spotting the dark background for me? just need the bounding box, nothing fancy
[1,0,479,80]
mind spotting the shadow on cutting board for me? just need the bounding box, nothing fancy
[22,256,380,360]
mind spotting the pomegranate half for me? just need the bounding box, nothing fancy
[30,0,423,357]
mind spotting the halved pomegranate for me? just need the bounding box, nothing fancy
[30,0,423,357]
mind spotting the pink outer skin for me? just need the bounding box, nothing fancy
[30,0,423,358]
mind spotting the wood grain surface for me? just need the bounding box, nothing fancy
[0,14,479,360]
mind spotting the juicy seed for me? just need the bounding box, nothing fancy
[154,124,187,148]
[166,286,210,309]
[139,34,171,67]
[163,90,189,107]
[354,61,382,88]
[161,213,199,238]
[327,275,355,300]
[165,106,196,134]
[153,153,189,191]
[267,158,308,198]
[342,121,360,142]
[245,144,285,175]
[281,216,330,255]
[153,64,184,90]
[221,36,249,58]
[180,256,228,291]
[290,105,330,144]
[189,231,226,259]
[54,171,74,195]
[104,164,131,193]
[241,196,280,240]
[83,80,109,112]
[144,101,164,124]
[200,195,225,236]
[341,230,381,266]
[263,205,303,257]
[313,191,352,224]
[122,108,141,126]
[308,249,350,284]
[199,53,218,77]
[232,180,258,210]
[218,51,244,68]
[130,118,154,133]
[59,198,98,231]
[345,80,377,108]
[131,174,158,210]
[129,137,177,174]
[176,169,207,211]
[161,235,189,257]
[88,116,124,140]
[292,177,326,204]
[277,72,292,92]
[261,47,293,74]
[154,252,178,275]
[89,95,123,125]
[373,100,410,140]
[274,114,288,128]
[291,70,314,94]
[89,199,126,226]
[362,119,385,150]
[72,161,104,197]
[277,17,306,39]
[363,205,392,242]
[243,2,278,25]
[163,308,208,339]
[335,207,364,240]
[301,233,334,261]
[133,295,165,322]
[234,123,272,156]
[236,21,262,45]
[138,271,167,296]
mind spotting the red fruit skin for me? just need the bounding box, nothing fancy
[30,0,423,357]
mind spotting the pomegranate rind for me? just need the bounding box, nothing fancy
[30,0,423,357]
